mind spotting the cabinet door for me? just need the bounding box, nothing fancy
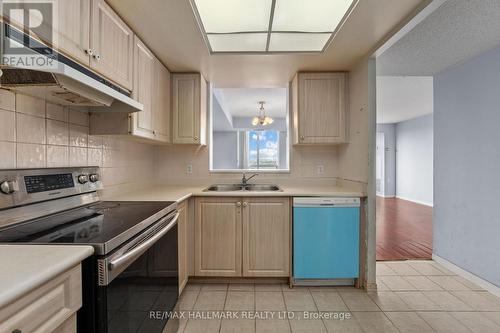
[56,0,91,66]
[195,197,242,276]
[172,74,206,145]
[178,200,188,294]
[90,0,134,90]
[242,197,290,277]
[153,58,171,143]
[130,35,155,139]
[297,73,347,144]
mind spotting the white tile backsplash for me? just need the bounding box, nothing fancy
[0,91,156,195]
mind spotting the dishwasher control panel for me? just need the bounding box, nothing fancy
[293,197,360,207]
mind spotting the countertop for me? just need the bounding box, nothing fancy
[0,245,94,308]
[108,184,365,203]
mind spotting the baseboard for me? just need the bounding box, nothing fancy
[432,254,500,297]
[376,194,395,198]
[396,195,434,207]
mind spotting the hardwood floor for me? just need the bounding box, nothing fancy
[376,197,433,261]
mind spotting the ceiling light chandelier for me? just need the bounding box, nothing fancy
[252,101,274,126]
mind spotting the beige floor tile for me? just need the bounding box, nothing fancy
[193,291,227,310]
[283,291,317,311]
[377,275,417,291]
[353,312,399,333]
[368,291,410,311]
[452,276,483,291]
[311,291,349,311]
[481,312,500,326]
[228,283,255,291]
[184,319,221,333]
[385,312,434,333]
[451,312,500,333]
[451,291,500,311]
[478,291,500,306]
[289,315,327,333]
[376,262,398,276]
[376,280,391,291]
[220,319,256,333]
[255,292,286,311]
[176,291,199,310]
[429,262,456,275]
[422,291,473,311]
[255,284,283,292]
[427,275,471,291]
[224,291,255,311]
[162,317,187,333]
[407,261,450,276]
[402,276,443,291]
[322,316,363,333]
[340,292,380,311]
[395,291,441,311]
[385,262,421,276]
[201,283,229,291]
[184,283,202,291]
[256,319,291,333]
[282,285,309,292]
[418,312,470,333]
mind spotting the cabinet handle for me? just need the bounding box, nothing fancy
[236,202,242,207]
[153,130,156,135]
[299,135,304,141]
[194,136,198,141]
[94,54,101,60]
[242,202,248,207]
[85,49,93,55]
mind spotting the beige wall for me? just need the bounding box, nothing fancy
[0,89,156,195]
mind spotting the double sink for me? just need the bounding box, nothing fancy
[204,184,282,192]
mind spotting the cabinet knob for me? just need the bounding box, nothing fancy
[194,136,198,141]
[236,202,242,207]
[85,49,93,55]
[299,135,304,141]
[94,54,101,60]
[242,202,248,207]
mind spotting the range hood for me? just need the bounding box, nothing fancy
[0,24,142,112]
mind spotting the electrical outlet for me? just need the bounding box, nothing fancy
[316,164,324,175]
[186,164,193,174]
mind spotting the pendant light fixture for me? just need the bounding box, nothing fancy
[252,101,274,126]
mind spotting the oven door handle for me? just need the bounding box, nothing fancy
[108,212,179,272]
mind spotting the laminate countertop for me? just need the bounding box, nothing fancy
[0,245,94,308]
[107,184,366,203]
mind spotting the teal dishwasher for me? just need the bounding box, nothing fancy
[293,197,360,285]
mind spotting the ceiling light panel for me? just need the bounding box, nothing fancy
[272,0,355,32]
[208,33,268,52]
[269,33,331,52]
[193,0,272,33]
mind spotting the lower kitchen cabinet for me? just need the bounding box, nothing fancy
[177,200,189,294]
[195,197,242,277]
[242,197,290,277]
[195,197,290,278]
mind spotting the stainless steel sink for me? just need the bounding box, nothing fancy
[244,184,282,192]
[203,184,282,192]
[204,184,244,192]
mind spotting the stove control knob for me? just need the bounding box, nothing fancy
[0,180,17,194]
[89,174,100,183]
[77,174,89,184]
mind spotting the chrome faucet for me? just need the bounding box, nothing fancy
[241,173,258,186]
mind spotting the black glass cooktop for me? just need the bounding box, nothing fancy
[0,201,176,255]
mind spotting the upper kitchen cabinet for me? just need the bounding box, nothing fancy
[292,72,348,144]
[90,0,134,90]
[153,58,171,143]
[172,73,207,145]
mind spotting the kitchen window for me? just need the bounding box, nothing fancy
[247,130,280,169]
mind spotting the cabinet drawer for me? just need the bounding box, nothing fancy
[0,265,81,333]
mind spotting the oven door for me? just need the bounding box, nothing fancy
[96,211,179,333]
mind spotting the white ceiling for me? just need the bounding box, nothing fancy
[214,88,287,117]
[377,0,500,76]
[376,76,433,124]
[107,0,426,87]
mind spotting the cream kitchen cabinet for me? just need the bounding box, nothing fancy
[90,0,134,90]
[195,197,242,277]
[172,73,207,145]
[242,197,290,277]
[195,197,290,278]
[292,72,348,144]
[177,200,189,294]
[89,37,171,144]
[0,265,82,333]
